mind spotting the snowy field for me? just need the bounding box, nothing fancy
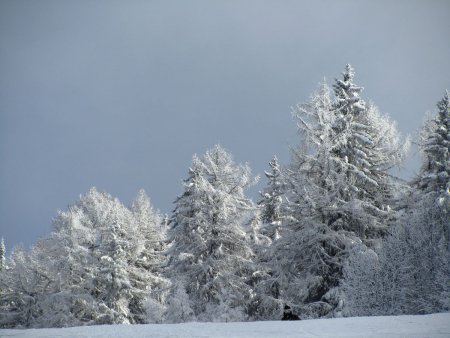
[1,313,449,338]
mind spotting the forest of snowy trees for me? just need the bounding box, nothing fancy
[0,65,448,328]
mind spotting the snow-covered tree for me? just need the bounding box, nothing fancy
[167,145,256,321]
[52,188,139,324]
[259,157,284,225]
[47,198,108,326]
[329,65,409,240]
[399,92,450,313]
[343,91,450,316]
[129,189,169,323]
[255,83,337,319]
[258,157,287,241]
[342,231,409,316]
[0,238,5,272]
[0,237,5,305]
[399,202,450,314]
[54,188,169,325]
[165,280,195,323]
[0,242,60,328]
[131,189,167,276]
[0,187,169,328]
[344,200,450,316]
[416,91,450,214]
[391,93,449,314]
[0,246,34,328]
[268,67,409,318]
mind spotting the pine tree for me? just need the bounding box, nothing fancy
[0,238,5,272]
[131,189,166,276]
[0,237,5,308]
[330,65,409,240]
[258,157,286,241]
[417,91,450,212]
[167,145,256,321]
[268,67,409,318]
[259,157,284,224]
[130,189,169,323]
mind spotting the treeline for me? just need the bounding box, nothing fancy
[0,65,448,328]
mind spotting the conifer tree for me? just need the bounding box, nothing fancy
[167,145,256,321]
[417,91,450,211]
[268,67,409,318]
[130,189,169,323]
[165,281,195,323]
[330,65,409,240]
[389,92,449,314]
[259,157,284,224]
[258,157,287,241]
[0,188,169,328]
[61,188,169,324]
[402,91,450,313]
[343,91,449,316]
[0,238,5,272]
[0,242,60,328]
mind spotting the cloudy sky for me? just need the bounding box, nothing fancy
[1,0,449,250]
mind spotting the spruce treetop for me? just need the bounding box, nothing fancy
[418,91,450,206]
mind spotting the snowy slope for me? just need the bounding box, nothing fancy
[1,313,449,338]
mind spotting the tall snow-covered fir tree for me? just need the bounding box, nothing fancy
[267,67,409,318]
[166,145,256,322]
[329,65,409,240]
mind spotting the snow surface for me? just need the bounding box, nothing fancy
[1,313,449,338]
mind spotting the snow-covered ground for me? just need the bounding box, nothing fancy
[1,313,449,338]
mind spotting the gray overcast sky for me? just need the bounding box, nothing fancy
[1,0,449,250]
